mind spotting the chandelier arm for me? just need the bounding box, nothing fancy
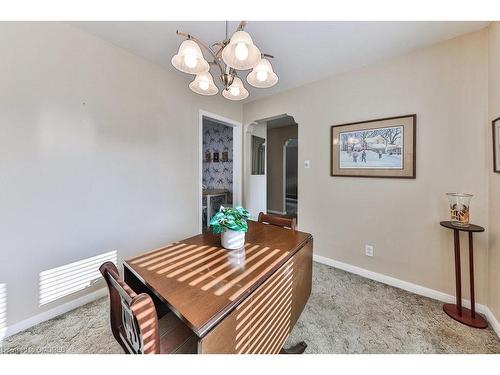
[175,30,225,75]
[212,42,225,49]
[214,43,228,62]
[236,21,247,31]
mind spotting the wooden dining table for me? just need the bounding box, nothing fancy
[123,220,313,354]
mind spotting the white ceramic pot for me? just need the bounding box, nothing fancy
[221,229,245,250]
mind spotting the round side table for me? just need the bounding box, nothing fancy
[440,221,487,328]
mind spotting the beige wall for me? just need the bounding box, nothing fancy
[488,22,500,323]
[267,124,298,213]
[244,29,490,304]
[0,22,242,328]
[2,21,499,334]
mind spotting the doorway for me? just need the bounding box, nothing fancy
[199,111,242,232]
[244,114,298,223]
[266,116,298,221]
[284,138,298,217]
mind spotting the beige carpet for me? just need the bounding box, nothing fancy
[2,262,499,354]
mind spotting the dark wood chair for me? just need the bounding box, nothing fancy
[99,262,197,354]
[258,212,297,231]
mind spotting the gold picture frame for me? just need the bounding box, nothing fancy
[330,114,416,178]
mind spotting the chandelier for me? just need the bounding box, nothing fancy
[171,21,278,101]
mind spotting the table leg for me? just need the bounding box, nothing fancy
[453,229,462,316]
[443,229,487,328]
[468,232,475,319]
[280,341,307,354]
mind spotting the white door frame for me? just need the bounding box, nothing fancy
[198,110,242,232]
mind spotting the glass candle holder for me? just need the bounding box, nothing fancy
[446,193,472,226]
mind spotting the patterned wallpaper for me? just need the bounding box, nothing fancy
[202,120,233,198]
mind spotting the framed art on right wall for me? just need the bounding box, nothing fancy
[493,117,500,173]
[331,114,416,178]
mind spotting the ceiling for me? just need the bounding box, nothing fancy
[73,21,489,102]
[267,115,296,129]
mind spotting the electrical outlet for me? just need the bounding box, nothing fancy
[304,160,310,168]
[365,245,374,257]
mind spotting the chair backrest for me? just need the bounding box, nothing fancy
[99,262,160,354]
[258,212,297,231]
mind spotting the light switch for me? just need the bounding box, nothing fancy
[304,160,310,168]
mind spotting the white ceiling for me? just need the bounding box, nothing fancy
[73,21,489,102]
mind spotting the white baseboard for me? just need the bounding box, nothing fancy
[484,306,500,338]
[313,254,500,338]
[4,288,107,339]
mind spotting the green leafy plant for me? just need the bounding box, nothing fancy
[209,206,250,234]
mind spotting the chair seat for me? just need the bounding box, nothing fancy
[158,311,197,354]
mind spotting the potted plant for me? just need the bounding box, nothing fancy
[209,206,250,250]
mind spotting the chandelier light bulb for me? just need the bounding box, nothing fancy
[222,76,248,101]
[230,86,240,96]
[256,70,268,82]
[189,71,218,96]
[171,39,209,74]
[222,30,261,70]
[235,42,249,61]
[247,57,278,88]
[183,53,198,68]
[199,80,209,91]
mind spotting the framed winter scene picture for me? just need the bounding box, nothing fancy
[331,114,416,178]
[493,117,500,173]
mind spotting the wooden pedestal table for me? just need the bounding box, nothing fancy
[440,221,487,328]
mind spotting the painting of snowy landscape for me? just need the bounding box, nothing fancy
[339,125,403,169]
[331,114,415,178]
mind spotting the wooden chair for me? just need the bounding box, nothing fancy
[258,212,297,231]
[99,262,197,354]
